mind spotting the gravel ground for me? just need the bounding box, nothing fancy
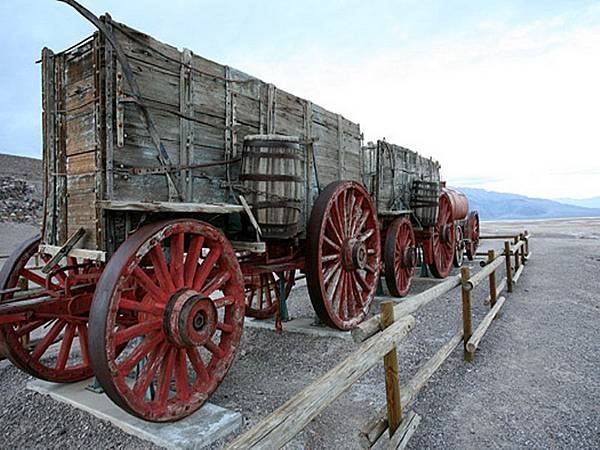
[0,217,599,449]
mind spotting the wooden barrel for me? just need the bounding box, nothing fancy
[410,180,440,227]
[240,135,306,239]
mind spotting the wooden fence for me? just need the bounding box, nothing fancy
[228,231,531,449]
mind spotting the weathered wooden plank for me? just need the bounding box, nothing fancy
[463,255,505,291]
[39,244,106,262]
[363,330,462,446]
[41,47,57,245]
[370,410,421,450]
[227,315,415,450]
[466,296,506,354]
[100,200,243,214]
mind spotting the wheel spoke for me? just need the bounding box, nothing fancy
[117,333,164,376]
[326,216,344,245]
[214,296,235,308]
[350,272,364,307]
[114,319,162,346]
[205,340,226,359]
[192,247,222,291]
[187,347,211,383]
[156,346,176,409]
[55,323,76,370]
[170,232,185,289]
[184,236,204,286]
[30,319,65,362]
[132,267,164,303]
[119,297,164,316]
[15,319,48,338]
[77,324,90,366]
[133,342,168,398]
[149,245,175,293]
[353,212,369,238]
[217,322,234,333]
[201,271,231,296]
[175,348,191,400]
[323,235,341,252]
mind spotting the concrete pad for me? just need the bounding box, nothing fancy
[27,379,242,449]
[244,317,353,340]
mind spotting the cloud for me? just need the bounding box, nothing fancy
[232,10,600,199]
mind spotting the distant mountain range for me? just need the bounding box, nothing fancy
[458,187,600,221]
[555,196,600,209]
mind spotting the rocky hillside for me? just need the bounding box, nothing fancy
[0,153,43,225]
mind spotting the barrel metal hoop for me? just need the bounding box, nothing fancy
[242,149,304,161]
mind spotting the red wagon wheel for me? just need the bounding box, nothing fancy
[384,217,416,297]
[427,193,456,278]
[465,211,480,260]
[88,219,245,422]
[244,270,295,319]
[0,235,97,382]
[306,181,381,330]
[453,224,465,268]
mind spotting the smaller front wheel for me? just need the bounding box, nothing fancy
[453,224,465,268]
[384,217,416,297]
[465,211,480,260]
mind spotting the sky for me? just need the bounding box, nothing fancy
[0,0,599,200]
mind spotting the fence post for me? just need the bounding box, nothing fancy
[519,233,526,265]
[381,301,402,436]
[460,267,473,362]
[504,241,513,293]
[487,249,497,308]
[513,236,520,274]
[524,230,530,257]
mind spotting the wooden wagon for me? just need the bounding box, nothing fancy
[0,1,479,423]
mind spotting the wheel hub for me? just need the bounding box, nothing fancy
[342,238,367,270]
[164,289,217,348]
[400,247,417,269]
[440,224,453,245]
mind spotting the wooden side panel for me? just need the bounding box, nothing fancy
[374,141,441,213]
[42,37,101,249]
[63,39,99,248]
[108,20,363,210]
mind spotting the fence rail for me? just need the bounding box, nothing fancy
[228,231,531,449]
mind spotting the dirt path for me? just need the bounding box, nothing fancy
[0,219,598,449]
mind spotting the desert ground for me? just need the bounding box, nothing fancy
[1,215,599,449]
[0,154,598,449]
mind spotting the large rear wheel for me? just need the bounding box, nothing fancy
[427,193,456,278]
[306,181,381,330]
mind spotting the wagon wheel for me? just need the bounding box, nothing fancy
[465,211,480,261]
[88,219,245,422]
[427,193,456,278]
[384,217,416,297]
[0,235,97,382]
[306,181,381,330]
[452,224,465,268]
[244,270,295,319]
